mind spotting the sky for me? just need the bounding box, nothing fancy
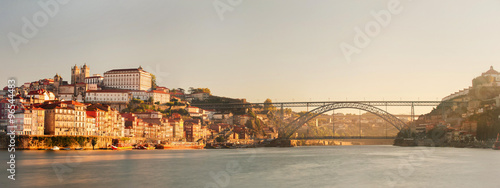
[1,0,500,115]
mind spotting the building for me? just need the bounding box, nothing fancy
[213,112,233,124]
[85,90,131,111]
[84,74,104,86]
[103,66,152,91]
[122,113,143,138]
[184,119,204,142]
[86,103,124,137]
[130,90,170,104]
[186,106,202,118]
[191,92,210,101]
[169,113,184,141]
[31,107,45,135]
[13,108,33,135]
[148,90,170,104]
[62,101,87,136]
[58,84,75,101]
[27,89,56,103]
[71,64,90,85]
[41,102,77,136]
[85,112,97,136]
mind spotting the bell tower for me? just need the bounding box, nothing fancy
[81,63,90,81]
[71,65,80,84]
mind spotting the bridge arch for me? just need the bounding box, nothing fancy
[280,102,407,139]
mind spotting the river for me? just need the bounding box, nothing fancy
[2,146,500,188]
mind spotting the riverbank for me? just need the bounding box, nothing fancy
[0,134,136,150]
[393,138,495,148]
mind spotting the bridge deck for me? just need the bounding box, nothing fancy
[292,136,397,140]
[192,101,453,109]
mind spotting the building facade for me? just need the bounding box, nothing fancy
[71,64,90,85]
[103,66,152,91]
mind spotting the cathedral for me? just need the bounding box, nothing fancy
[71,64,90,84]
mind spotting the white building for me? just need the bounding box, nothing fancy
[13,111,32,135]
[27,89,56,103]
[192,92,210,101]
[103,66,152,91]
[85,74,104,85]
[186,106,202,118]
[149,90,170,104]
[58,85,75,101]
[85,90,131,103]
[130,90,170,104]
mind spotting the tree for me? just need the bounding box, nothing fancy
[264,98,276,111]
[216,136,225,143]
[151,73,158,89]
[189,88,211,95]
[91,138,97,150]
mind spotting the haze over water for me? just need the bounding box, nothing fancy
[2,146,500,188]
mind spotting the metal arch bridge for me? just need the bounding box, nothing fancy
[192,100,455,140]
[191,101,450,109]
[278,102,408,139]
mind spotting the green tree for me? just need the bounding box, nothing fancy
[264,98,275,111]
[91,138,97,150]
[151,73,158,89]
[189,88,211,95]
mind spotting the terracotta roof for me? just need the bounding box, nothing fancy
[61,100,86,106]
[149,90,168,94]
[85,76,103,79]
[105,68,144,73]
[27,89,48,95]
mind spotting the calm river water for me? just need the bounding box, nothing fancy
[2,146,500,188]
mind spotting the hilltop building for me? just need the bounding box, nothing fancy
[71,64,90,85]
[103,66,152,91]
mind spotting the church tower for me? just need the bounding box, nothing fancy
[71,65,80,84]
[81,63,90,81]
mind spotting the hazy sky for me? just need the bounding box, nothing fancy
[1,0,500,112]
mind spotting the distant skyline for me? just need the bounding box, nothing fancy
[2,0,500,114]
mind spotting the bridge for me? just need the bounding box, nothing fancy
[293,136,397,140]
[192,100,453,140]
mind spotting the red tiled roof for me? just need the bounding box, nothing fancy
[149,90,168,94]
[85,76,103,79]
[61,100,85,106]
[105,68,143,73]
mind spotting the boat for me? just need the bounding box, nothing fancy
[111,145,134,150]
[62,148,71,150]
[75,148,83,150]
[50,146,60,151]
[156,142,205,150]
[493,133,500,150]
[133,144,154,150]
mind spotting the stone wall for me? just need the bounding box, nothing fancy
[0,134,119,150]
